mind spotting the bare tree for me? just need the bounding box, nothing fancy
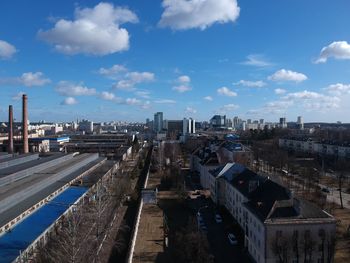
[271,234,290,263]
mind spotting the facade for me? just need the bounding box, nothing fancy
[280,117,287,129]
[153,112,163,132]
[183,118,196,135]
[210,115,226,128]
[191,141,336,263]
[79,119,94,134]
[279,137,350,158]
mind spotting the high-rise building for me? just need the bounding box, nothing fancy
[183,118,196,135]
[153,112,163,132]
[297,116,304,130]
[279,117,287,128]
[210,115,226,128]
[259,119,264,124]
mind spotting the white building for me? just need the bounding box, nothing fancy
[191,141,336,263]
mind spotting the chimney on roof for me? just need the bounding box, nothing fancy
[8,105,14,154]
[22,94,29,154]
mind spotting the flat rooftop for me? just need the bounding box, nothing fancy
[0,155,106,226]
[0,153,67,178]
[0,153,36,164]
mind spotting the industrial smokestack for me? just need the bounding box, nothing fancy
[22,94,29,153]
[8,105,14,154]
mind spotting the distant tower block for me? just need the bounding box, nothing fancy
[8,105,14,154]
[22,94,29,153]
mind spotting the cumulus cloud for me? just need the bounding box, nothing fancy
[0,40,17,59]
[241,54,272,67]
[20,72,51,87]
[154,99,176,104]
[204,96,213,101]
[126,98,141,105]
[159,0,240,30]
[135,90,151,99]
[38,2,138,56]
[268,69,307,83]
[0,72,51,87]
[178,75,190,83]
[173,85,192,93]
[217,103,239,114]
[173,74,192,93]
[185,106,197,114]
[282,90,340,111]
[61,97,78,105]
[217,86,237,97]
[114,71,155,91]
[325,83,350,96]
[274,88,287,95]
[234,80,266,88]
[315,41,350,63]
[99,91,123,103]
[98,64,127,78]
[56,81,96,96]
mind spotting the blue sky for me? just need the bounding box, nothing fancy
[1,0,350,123]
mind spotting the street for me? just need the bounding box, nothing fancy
[184,169,252,263]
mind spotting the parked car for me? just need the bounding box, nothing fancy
[215,214,223,223]
[228,233,238,245]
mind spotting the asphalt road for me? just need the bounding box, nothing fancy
[184,169,252,263]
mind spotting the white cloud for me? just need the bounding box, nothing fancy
[185,106,197,114]
[204,96,213,101]
[173,85,192,93]
[234,80,266,88]
[56,81,96,96]
[159,0,240,30]
[268,69,307,83]
[217,86,237,97]
[61,97,78,105]
[173,74,192,93]
[315,41,350,63]
[154,99,176,104]
[241,54,272,67]
[0,40,17,59]
[98,64,127,78]
[115,71,155,91]
[178,75,190,83]
[126,98,141,105]
[100,91,117,101]
[38,2,138,56]
[12,91,25,101]
[135,90,151,99]
[20,72,51,87]
[217,103,239,114]
[0,72,51,87]
[282,90,340,111]
[274,88,287,95]
[325,83,350,96]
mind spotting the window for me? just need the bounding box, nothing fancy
[258,240,260,248]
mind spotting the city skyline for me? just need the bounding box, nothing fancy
[1,0,350,123]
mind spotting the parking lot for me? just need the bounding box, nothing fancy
[184,169,252,263]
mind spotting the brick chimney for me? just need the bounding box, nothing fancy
[22,94,29,153]
[8,105,14,154]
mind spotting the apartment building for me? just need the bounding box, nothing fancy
[191,146,336,263]
[279,137,350,158]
